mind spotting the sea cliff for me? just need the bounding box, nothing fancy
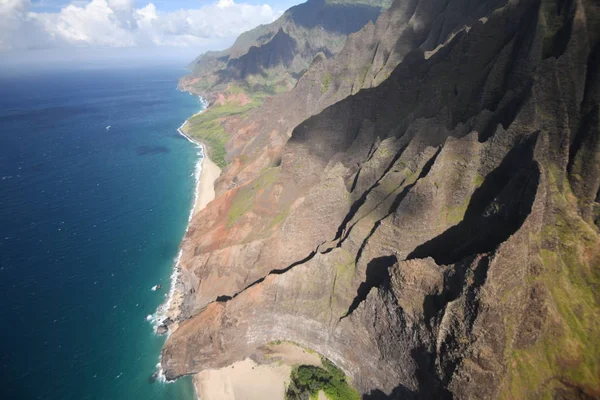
[152,107,221,339]
[164,0,600,398]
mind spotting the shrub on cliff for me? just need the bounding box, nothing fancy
[286,359,360,400]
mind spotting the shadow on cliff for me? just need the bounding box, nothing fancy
[341,255,397,319]
[407,132,540,265]
[281,0,543,195]
[223,29,298,80]
[362,345,453,399]
[363,385,417,400]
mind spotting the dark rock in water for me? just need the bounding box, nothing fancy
[149,371,159,383]
[156,284,163,290]
[162,317,174,326]
[157,325,168,335]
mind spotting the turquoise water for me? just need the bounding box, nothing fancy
[0,65,201,399]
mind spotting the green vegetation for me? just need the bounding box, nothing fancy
[270,210,290,229]
[286,359,361,400]
[499,164,600,399]
[540,0,573,58]
[473,174,485,188]
[321,72,332,94]
[443,200,469,225]
[227,167,280,226]
[332,250,357,303]
[184,86,272,168]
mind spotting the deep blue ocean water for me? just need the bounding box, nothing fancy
[0,66,201,400]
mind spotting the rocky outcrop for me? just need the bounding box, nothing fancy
[164,0,600,398]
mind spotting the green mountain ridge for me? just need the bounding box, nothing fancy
[180,0,391,97]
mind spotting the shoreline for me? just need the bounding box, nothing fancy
[192,342,322,400]
[151,96,221,383]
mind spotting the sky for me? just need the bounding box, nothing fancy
[0,0,304,66]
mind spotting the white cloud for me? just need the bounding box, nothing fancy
[0,0,283,51]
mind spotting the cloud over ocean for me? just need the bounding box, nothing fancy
[0,0,283,51]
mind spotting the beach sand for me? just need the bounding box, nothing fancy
[176,107,221,217]
[153,101,222,382]
[194,149,221,214]
[194,358,292,400]
[162,141,220,331]
[192,342,322,400]
[153,111,222,337]
[161,141,220,331]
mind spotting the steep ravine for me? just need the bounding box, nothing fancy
[163,0,600,398]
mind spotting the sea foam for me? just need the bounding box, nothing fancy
[149,96,209,388]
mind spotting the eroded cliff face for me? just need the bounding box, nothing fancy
[163,0,600,398]
[212,0,507,195]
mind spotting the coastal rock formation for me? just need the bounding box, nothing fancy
[164,0,600,398]
[156,325,168,335]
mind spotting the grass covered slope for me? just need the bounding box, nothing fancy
[181,86,272,168]
[500,165,600,399]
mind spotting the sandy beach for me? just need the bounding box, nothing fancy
[176,106,221,217]
[159,133,221,333]
[152,109,221,339]
[176,106,221,218]
[193,342,322,400]
[193,147,220,214]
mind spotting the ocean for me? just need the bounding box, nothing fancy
[0,65,202,399]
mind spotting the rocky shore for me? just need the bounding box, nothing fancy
[154,113,221,338]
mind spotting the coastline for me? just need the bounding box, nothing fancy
[158,93,323,400]
[177,115,221,219]
[192,342,322,400]
[161,114,221,330]
[151,97,221,382]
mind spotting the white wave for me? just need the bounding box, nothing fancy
[149,250,183,335]
[151,285,158,291]
[148,149,204,333]
[198,96,209,110]
[148,94,211,390]
[149,95,211,335]
[176,95,208,147]
[189,153,204,225]
[153,359,175,384]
